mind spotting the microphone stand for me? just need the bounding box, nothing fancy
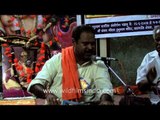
[104,60,152,105]
[105,62,136,96]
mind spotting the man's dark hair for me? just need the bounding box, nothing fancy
[72,25,95,43]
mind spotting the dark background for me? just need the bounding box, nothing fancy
[110,35,155,86]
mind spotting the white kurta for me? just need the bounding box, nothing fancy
[136,50,160,104]
[27,53,113,103]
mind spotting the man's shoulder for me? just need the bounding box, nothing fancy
[92,60,106,68]
[50,52,62,60]
[147,50,158,57]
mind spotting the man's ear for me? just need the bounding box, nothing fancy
[72,38,75,43]
[72,38,77,46]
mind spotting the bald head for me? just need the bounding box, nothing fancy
[153,26,160,41]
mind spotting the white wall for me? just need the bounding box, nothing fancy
[99,38,107,57]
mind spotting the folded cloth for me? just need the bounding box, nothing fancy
[62,46,82,101]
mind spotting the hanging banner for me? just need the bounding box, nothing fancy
[84,15,160,38]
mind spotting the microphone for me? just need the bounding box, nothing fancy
[91,56,118,61]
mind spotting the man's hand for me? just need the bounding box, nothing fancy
[99,100,114,105]
[147,67,157,84]
[138,67,157,92]
[45,93,61,105]
[99,94,114,105]
[137,79,152,92]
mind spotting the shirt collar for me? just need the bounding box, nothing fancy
[77,60,92,67]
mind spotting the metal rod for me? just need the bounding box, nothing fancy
[106,64,136,96]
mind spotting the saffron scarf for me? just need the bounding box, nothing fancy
[62,46,82,100]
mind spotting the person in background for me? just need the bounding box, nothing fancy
[27,25,114,105]
[136,25,160,105]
